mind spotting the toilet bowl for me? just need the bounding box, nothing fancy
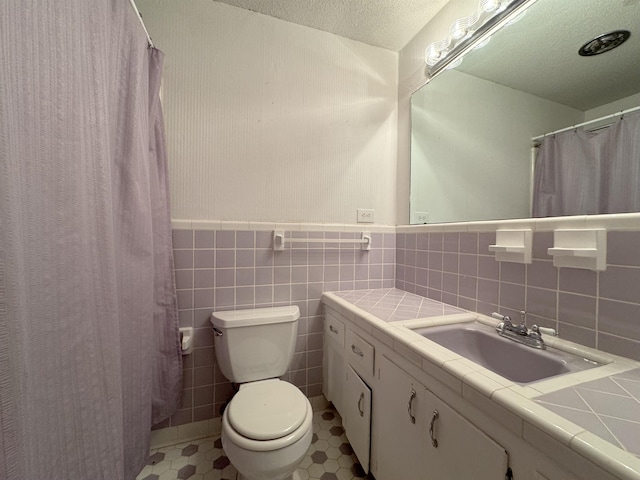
[222,380,313,480]
[211,306,313,480]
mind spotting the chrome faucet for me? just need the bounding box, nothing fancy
[493,311,527,335]
[492,311,547,349]
[528,324,543,342]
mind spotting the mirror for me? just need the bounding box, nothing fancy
[410,0,640,224]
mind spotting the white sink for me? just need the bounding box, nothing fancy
[410,321,603,384]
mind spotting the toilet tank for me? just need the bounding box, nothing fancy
[211,306,300,383]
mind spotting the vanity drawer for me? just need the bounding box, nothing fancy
[346,329,374,376]
[325,311,345,348]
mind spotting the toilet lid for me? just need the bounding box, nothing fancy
[227,380,308,441]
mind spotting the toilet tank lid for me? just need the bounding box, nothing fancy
[211,305,300,328]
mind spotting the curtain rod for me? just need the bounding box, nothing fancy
[532,104,640,142]
[129,0,154,48]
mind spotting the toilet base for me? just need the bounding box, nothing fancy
[238,470,301,480]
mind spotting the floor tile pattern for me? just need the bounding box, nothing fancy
[535,368,640,458]
[333,288,466,322]
[136,405,372,480]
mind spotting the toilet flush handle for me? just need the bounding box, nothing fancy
[212,327,223,336]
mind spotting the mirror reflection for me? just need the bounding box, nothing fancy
[410,0,640,224]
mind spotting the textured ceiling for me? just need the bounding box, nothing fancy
[456,0,640,111]
[213,0,450,51]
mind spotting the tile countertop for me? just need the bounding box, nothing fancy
[323,288,640,480]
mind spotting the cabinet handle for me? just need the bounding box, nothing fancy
[429,410,439,448]
[351,344,364,357]
[357,392,365,417]
[329,325,338,334]
[407,388,416,424]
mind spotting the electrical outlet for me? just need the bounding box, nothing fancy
[357,208,375,223]
[415,212,430,224]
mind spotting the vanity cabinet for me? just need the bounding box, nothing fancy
[375,355,508,480]
[323,307,373,471]
[322,292,631,480]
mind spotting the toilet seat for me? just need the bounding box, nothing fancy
[227,379,308,441]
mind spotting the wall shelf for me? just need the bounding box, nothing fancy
[547,247,598,257]
[488,229,532,264]
[548,229,606,271]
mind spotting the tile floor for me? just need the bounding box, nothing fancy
[136,405,372,480]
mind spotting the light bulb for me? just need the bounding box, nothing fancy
[482,0,501,13]
[451,19,468,40]
[425,44,442,66]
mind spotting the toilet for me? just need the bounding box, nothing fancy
[210,306,313,480]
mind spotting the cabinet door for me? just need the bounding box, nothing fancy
[423,389,508,479]
[376,355,508,480]
[375,355,428,480]
[324,340,345,415]
[343,365,371,472]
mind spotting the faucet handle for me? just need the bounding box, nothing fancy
[532,324,558,337]
[491,312,507,322]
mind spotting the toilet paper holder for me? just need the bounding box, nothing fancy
[179,327,194,355]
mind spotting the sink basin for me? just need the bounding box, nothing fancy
[411,322,602,384]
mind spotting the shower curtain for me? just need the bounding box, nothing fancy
[0,1,182,479]
[532,111,640,217]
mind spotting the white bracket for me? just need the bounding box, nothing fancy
[361,232,372,251]
[547,229,607,271]
[488,229,532,264]
[273,231,285,251]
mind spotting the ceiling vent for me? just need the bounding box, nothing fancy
[579,30,631,56]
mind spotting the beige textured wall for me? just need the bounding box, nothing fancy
[138,0,398,225]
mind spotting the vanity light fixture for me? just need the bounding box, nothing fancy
[424,0,529,75]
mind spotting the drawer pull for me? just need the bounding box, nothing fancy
[429,410,439,448]
[357,392,365,417]
[351,344,364,357]
[329,325,339,334]
[407,388,416,424]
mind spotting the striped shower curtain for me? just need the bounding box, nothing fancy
[532,111,640,217]
[0,1,183,479]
